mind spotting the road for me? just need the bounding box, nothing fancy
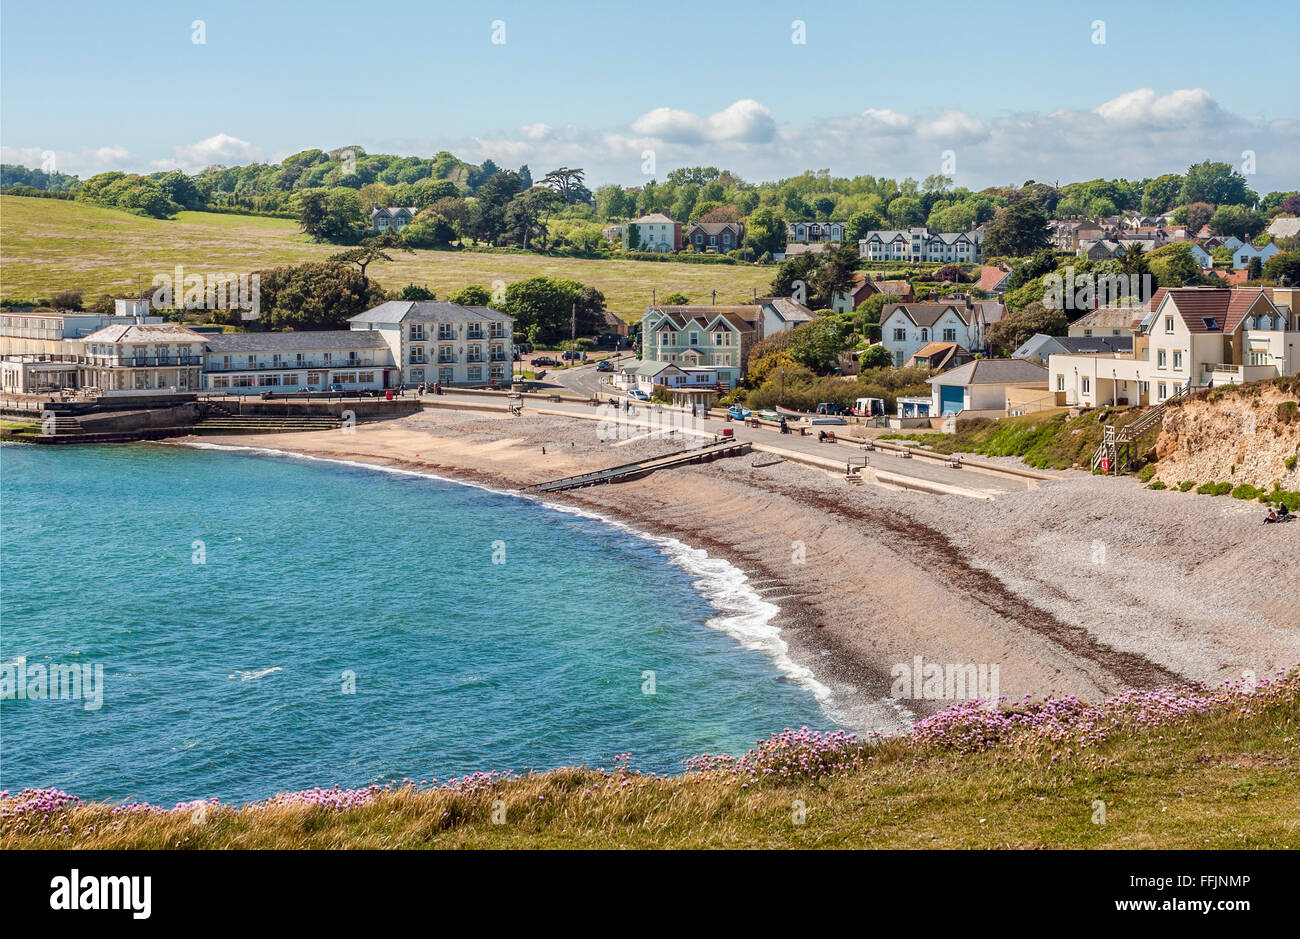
[531,353,637,401]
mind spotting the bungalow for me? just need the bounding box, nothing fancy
[349,300,514,387]
[1011,333,1133,366]
[615,360,719,393]
[756,297,815,335]
[1265,217,1300,240]
[686,220,744,254]
[370,206,418,232]
[928,359,1050,417]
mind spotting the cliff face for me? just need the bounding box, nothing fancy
[1152,381,1300,489]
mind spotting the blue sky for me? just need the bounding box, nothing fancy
[3,0,1297,191]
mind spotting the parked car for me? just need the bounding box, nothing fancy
[596,359,614,372]
[561,350,585,361]
[531,356,559,366]
[627,388,651,401]
[816,402,843,415]
[727,405,752,421]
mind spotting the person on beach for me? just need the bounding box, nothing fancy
[779,417,789,434]
[1280,503,1291,519]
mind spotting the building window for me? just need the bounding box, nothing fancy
[1172,350,1183,370]
[1056,375,1064,391]
[1082,377,1091,394]
[438,324,454,341]
[1157,349,1167,368]
[1164,316,1174,333]
[1158,382,1167,399]
[893,328,906,342]
[410,324,425,341]
[943,328,956,342]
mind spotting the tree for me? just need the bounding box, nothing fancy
[574,285,605,336]
[815,244,861,307]
[663,292,690,305]
[401,213,457,248]
[986,301,1068,353]
[449,285,493,306]
[398,284,435,301]
[1247,256,1263,280]
[256,262,385,330]
[329,232,410,281]
[744,207,786,256]
[541,167,590,204]
[1140,173,1184,215]
[295,188,365,242]
[1183,201,1215,235]
[501,276,583,343]
[1179,161,1253,207]
[1146,243,1205,288]
[1263,251,1300,285]
[504,187,559,248]
[982,198,1050,257]
[857,344,893,369]
[1208,204,1266,240]
[50,289,84,311]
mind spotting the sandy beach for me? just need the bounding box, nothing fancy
[182,405,1300,731]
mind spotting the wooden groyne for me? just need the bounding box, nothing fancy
[531,439,751,492]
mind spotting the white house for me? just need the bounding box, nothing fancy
[370,206,418,232]
[1048,287,1300,409]
[203,331,398,394]
[879,300,986,367]
[859,227,983,264]
[622,213,681,252]
[77,323,207,396]
[349,300,514,387]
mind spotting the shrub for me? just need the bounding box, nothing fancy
[1179,481,1195,492]
[1148,481,1167,490]
[1285,455,1297,471]
[1231,484,1262,500]
[1196,482,1232,496]
[1136,464,1157,483]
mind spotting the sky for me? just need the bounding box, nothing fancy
[2,0,1298,193]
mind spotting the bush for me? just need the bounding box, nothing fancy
[1195,482,1232,496]
[1179,481,1195,492]
[1148,481,1167,490]
[1136,464,1157,483]
[1231,484,1262,500]
[1286,455,1297,471]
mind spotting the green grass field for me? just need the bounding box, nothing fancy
[0,195,775,314]
[6,673,1296,849]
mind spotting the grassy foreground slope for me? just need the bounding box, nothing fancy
[4,674,1296,849]
[0,195,773,313]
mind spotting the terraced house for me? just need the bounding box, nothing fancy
[349,300,514,387]
[858,227,983,264]
[1048,287,1300,408]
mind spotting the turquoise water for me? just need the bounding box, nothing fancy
[0,442,831,804]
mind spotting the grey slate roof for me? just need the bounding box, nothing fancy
[928,358,1049,386]
[205,330,390,354]
[349,301,514,325]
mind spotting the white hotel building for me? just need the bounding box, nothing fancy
[349,300,514,387]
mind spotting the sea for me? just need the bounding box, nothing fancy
[0,441,834,804]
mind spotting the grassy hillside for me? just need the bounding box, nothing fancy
[5,672,1295,849]
[0,195,774,314]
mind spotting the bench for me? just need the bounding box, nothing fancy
[895,448,912,459]
[945,455,963,469]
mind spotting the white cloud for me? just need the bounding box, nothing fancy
[149,133,260,172]
[630,99,775,144]
[1092,87,1228,128]
[916,109,989,144]
[1,144,136,178]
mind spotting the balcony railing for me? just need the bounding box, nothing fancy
[88,356,204,367]
[206,359,369,372]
